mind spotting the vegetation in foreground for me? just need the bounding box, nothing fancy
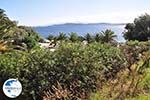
[0,9,150,100]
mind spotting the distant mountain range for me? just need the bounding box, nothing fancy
[33,23,126,42]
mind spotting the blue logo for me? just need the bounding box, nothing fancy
[3,79,22,98]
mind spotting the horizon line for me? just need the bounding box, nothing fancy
[25,22,127,27]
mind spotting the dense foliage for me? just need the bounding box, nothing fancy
[0,8,150,100]
[0,41,149,100]
[47,30,117,44]
[124,14,150,41]
[0,9,41,51]
[0,42,126,99]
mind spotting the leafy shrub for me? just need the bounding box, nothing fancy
[23,36,38,49]
[120,40,150,66]
[0,51,26,100]
[124,14,150,41]
[129,94,150,100]
[0,42,125,100]
[89,91,102,100]
[89,51,150,100]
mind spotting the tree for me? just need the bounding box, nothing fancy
[18,26,41,41]
[124,14,150,41]
[0,9,7,22]
[0,8,41,50]
[57,32,67,41]
[78,36,85,42]
[23,36,37,49]
[47,34,55,41]
[0,9,16,40]
[84,33,95,43]
[95,33,101,42]
[69,32,78,42]
[0,9,6,20]
[100,29,117,43]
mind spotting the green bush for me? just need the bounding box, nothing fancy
[0,42,126,99]
[128,94,150,100]
[0,51,27,100]
[124,14,150,41]
[121,40,150,65]
[23,36,38,49]
[89,91,102,100]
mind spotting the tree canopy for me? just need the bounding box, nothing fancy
[99,29,117,43]
[124,14,150,41]
[0,8,41,50]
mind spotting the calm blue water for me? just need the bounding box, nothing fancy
[34,23,126,42]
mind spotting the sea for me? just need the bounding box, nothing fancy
[33,23,126,42]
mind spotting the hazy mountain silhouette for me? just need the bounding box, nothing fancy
[33,23,126,42]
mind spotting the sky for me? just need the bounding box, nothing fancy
[0,0,150,26]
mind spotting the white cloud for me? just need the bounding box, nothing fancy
[18,10,150,26]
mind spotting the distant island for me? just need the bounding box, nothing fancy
[0,7,149,100]
[33,23,126,27]
[33,23,126,42]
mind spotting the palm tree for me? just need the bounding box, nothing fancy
[69,32,78,42]
[78,36,84,42]
[84,33,95,43]
[95,33,101,42]
[0,9,16,40]
[0,9,7,39]
[0,9,7,20]
[57,32,67,41]
[47,34,55,41]
[100,29,117,43]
